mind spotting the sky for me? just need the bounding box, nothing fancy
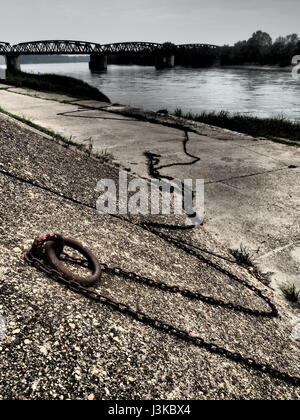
[1,0,299,46]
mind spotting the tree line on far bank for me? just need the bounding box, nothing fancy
[220,31,300,67]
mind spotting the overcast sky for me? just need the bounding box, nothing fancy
[1,0,299,46]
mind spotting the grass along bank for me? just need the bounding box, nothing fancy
[2,70,110,103]
[174,109,300,146]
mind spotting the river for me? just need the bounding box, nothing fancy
[1,62,300,121]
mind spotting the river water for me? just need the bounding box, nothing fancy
[1,62,300,121]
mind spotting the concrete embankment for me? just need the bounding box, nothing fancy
[0,85,300,399]
[0,83,299,292]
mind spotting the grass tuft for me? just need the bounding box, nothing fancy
[94,149,114,164]
[231,245,256,267]
[280,284,300,303]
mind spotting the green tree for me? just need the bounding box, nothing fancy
[219,30,299,67]
[246,31,273,64]
[271,34,300,66]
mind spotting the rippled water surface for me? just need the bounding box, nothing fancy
[1,62,300,121]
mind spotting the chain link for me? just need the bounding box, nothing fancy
[60,251,276,317]
[25,241,300,388]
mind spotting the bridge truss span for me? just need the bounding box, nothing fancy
[0,42,11,54]
[100,42,164,55]
[12,40,103,55]
[177,43,219,50]
[10,40,167,56]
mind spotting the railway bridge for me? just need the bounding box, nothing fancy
[0,40,219,71]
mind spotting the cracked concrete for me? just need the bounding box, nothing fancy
[0,86,299,295]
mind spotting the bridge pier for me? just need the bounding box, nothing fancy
[89,54,108,71]
[155,54,175,70]
[5,54,21,73]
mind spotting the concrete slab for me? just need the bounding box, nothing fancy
[236,141,300,167]
[204,168,300,289]
[157,133,288,182]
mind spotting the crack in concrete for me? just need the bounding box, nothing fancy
[272,203,300,214]
[258,242,299,260]
[219,181,242,190]
[3,87,69,104]
[57,107,139,122]
[238,145,282,161]
[237,143,296,166]
[205,165,296,186]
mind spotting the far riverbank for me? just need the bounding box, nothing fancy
[221,64,293,72]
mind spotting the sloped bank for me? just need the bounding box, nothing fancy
[1,70,110,103]
[0,112,300,399]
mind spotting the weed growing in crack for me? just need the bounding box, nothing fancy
[231,245,256,268]
[281,284,300,303]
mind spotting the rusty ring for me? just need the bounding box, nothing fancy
[30,232,65,260]
[44,237,102,287]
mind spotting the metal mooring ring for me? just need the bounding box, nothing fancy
[44,237,102,287]
[29,232,65,260]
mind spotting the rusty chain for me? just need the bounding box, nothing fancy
[1,161,299,387]
[24,234,300,388]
